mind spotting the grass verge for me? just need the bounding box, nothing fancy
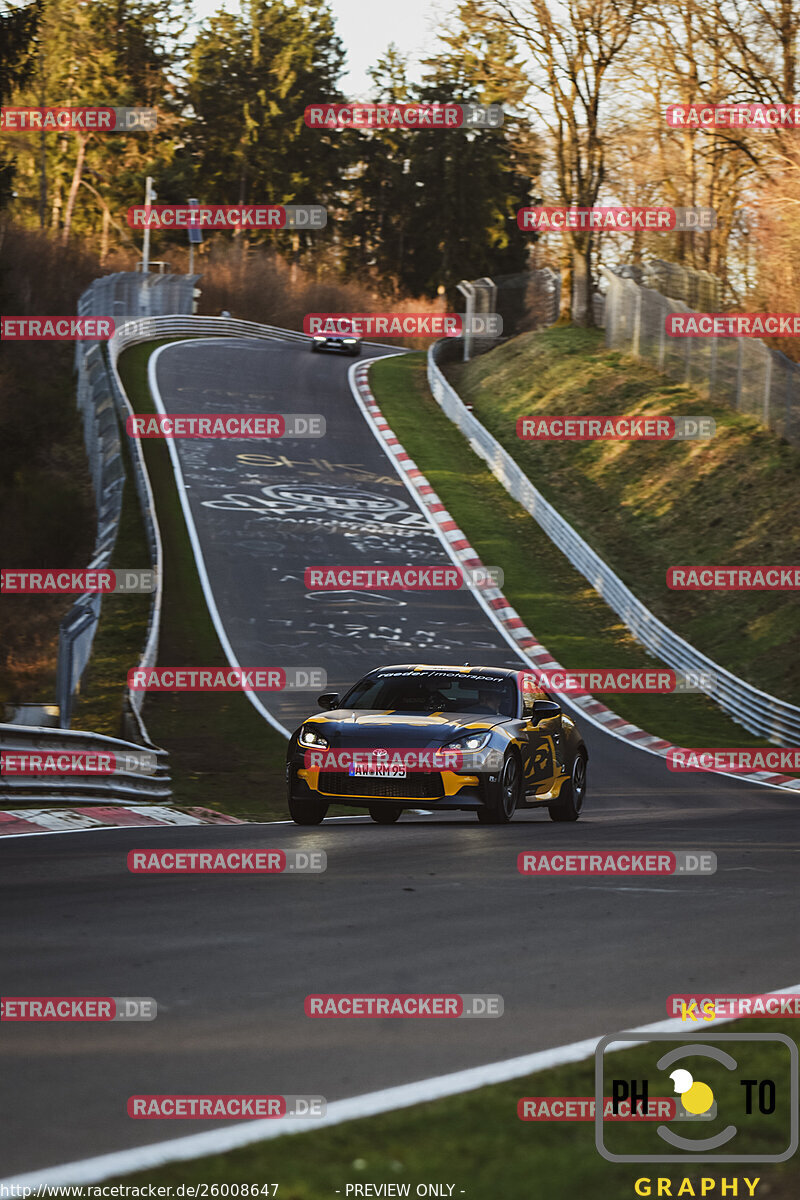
[446,327,800,707]
[109,1018,800,1197]
[368,354,772,750]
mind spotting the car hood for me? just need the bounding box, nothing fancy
[300,710,508,747]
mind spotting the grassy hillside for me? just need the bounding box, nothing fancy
[368,353,773,749]
[446,327,800,706]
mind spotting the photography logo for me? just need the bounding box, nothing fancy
[595,1032,798,1162]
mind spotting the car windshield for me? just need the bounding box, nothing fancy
[341,672,517,717]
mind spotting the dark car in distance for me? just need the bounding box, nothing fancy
[309,316,361,355]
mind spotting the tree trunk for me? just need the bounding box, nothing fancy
[61,136,87,244]
[780,0,795,101]
[570,237,591,326]
[559,246,572,321]
[50,178,62,230]
[100,206,110,264]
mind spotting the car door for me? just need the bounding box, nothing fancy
[518,686,564,795]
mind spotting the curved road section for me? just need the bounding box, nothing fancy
[1,337,796,1178]
[146,336,524,731]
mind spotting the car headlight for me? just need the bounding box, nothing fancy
[342,338,357,343]
[313,335,326,341]
[438,731,492,753]
[298,726,329,749]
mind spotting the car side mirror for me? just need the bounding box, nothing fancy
[529,699,561,724]
[317,692,340,710]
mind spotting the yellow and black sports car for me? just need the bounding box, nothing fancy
[285,664,587,826]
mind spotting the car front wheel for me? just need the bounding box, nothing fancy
[369,804,402,824]
[478,752,520,824]
[548,753,586,822]
[288,794,328,825]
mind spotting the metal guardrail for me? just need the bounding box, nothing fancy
[55,342,125,726]
[111,314,311,348]
[427,339,800,743]
[0,723,171,804]
[57,273,199,734]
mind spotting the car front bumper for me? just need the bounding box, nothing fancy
[287,762,488,810]
[311,338,361,352]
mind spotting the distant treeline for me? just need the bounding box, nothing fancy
[1,1,799,333]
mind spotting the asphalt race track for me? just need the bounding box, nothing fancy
[146,336,525,730]
[1,339,797,1176]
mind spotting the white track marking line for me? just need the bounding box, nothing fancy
[4,983,799,1185]
[0,814,433,841]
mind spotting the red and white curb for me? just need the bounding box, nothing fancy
[350,359,799,794]
[0,806,244,838]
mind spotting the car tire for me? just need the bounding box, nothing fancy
[368,804,402,824]
[288,794,328,825]
[350,347,360,356]
[548,752,587,822]
[479,752,521,824]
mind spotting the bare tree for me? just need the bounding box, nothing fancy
[700,0,797,110]
[489,0,647,324]
[612,0,756,294]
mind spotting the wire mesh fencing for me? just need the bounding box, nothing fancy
[600,266,800,447]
